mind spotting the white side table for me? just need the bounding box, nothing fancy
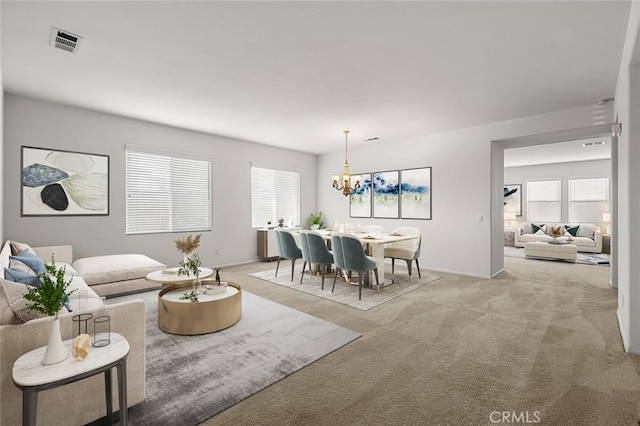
[12,332,130,426]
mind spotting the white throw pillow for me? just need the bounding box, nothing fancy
[520,223,533,235]
[577,224,598,240]
[0,241,11,270]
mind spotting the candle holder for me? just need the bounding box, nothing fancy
[93,315,111,347]
[72,313,93,338]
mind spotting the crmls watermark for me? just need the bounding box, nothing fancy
[489,411,541,424]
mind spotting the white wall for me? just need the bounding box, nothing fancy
[3,94,317,267]
[0,10,4,243]
[504,158,611,227]
[317,105,611,278]
[614,0,640,354]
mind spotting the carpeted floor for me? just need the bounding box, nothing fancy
[108,290,360,425]
[249,265,440,310]
[197,257,640,426]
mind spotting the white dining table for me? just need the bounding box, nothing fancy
[293,230,419,288]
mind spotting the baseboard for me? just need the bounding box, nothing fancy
[616,309,631,353]
[423,266,491,280]
[491,268,505,278]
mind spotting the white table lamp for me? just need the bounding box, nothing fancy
[603,212,611,234]
[504,211,517,230]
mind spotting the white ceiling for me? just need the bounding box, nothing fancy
[1,1,631,155]
[504,137,611,168]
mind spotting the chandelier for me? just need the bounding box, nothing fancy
[332,130,361,197]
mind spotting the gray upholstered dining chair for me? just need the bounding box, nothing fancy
[274,229,303,282]
[331,234,346,293]
[384,226,422,281]
[339,234,379,300]
[299,231,313,284]
[305,231,334,290]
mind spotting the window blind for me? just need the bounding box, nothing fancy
[568,178,609,223]
[251,166,300,228]
[126,150,212,235]
[527,180,561,223]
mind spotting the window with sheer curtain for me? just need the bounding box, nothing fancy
[251,166,300,228]
[568,178,609,223]
[527,180,561,223]
[126,148,212,235]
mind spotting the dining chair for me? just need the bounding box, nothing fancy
[274,229,303,282]
[384,226,422,281]
[331,234,346,293]
[299,231,313,284]
[340,234,379,300]
[306,231,334,290]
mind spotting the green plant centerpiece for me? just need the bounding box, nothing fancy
[23,256,76,364]
[23,257,75,319]
[307,211,324,230]
[174,234,203,302]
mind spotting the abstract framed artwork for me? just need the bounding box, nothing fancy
[350,173,372,218]
[400,167,432,220]
[373,170,400,219]
[21,146,109,216]
[504,184,522,217]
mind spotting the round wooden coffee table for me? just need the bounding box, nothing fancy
[158,282,242,335]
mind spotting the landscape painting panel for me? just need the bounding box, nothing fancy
[350,173,372,218]
[401,167,431,219]
[373,171,399,219]
[22,146,109,216]
[504,184,522,216]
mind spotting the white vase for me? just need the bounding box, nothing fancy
[42,317,68,365]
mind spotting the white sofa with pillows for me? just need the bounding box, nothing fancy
[0,240,165,425]
[514,223,602,253]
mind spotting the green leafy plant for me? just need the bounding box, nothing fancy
[307,211,325,229]
[178,252,202,302]
[180,290,200,303]
[23,257,75,319]
[178,252,202,278]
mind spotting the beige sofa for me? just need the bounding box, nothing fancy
[0,243,155,425]
[514,223,602,253]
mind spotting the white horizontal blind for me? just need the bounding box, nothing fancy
[569,178,609,223]
[251,166,300,228]
[527,180,561,223]
[126,150,212,234]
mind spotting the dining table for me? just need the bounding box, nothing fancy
[291,229,419,288]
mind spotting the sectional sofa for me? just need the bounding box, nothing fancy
[0,241,165,425]
[514,223,603,253]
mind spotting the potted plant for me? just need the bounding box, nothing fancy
[23,257,76,364]
[178,252,202,302]
[307,211,325,230]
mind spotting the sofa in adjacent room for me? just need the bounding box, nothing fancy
[514,223,602,253]
[0,240,164,425]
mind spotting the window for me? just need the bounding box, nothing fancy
[568,178,609,223]
[527,180,561,223]
[251,165,300,228]
[126,148,212,235]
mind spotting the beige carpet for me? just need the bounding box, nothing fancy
[249,265,441,310]
[201,257,640,426]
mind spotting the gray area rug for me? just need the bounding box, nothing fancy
[504,246,610,265]
[109,290,361,425]
[250,265,441,311]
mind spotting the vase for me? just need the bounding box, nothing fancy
[193,278,202,295]
[42,316,68,365]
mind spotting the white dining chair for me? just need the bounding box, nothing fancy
[384,226,422,281]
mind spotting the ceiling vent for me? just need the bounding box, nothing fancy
[49,27,82,54]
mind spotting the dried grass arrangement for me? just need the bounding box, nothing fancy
[174,234,202,255]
